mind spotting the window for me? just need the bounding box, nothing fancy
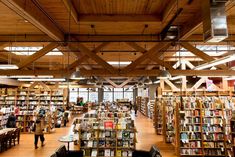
[89,89,98,102]
[104,89,113,102]
[78,88,88,102]
[124,91,133,101]
[69,88,78,103]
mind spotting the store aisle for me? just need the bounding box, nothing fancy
[134,112,177,157]
[0,113,176,157]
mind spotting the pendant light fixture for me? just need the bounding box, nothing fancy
[158,67,171,79]
[144,76,152,84]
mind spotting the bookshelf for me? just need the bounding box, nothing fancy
[153,98,163,135]
[76,110,136,157]
[177,96,234,157]
[117,99,131,109]
[0,87,67,133]
[149,100,155,119]
[163,97,175,144]
[136,96,149,117]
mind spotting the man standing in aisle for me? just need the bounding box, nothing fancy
[33,115,45,149]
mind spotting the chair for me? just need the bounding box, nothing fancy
[5,130,14,149]
[55,145,83,157]
[0,134,6,152]
[132,145,162,157]
[15,128,21,145]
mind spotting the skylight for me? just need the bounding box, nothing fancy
[4,47,63,56]
[107,61,132,65]
[174,45,235,57]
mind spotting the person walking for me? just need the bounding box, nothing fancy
[32,115,45,149]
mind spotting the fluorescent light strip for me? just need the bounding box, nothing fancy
[194,54,235,70]
[0,64,19,69]
[10,75,54,78]
[18,78,65,81]
[107,61,132,65]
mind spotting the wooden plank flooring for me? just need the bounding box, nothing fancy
[0,112,176,157]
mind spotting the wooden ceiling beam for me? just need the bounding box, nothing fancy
[78,15,161,22]
[62,0,79,24]
[2,34,235,43]
[118,78,133,88]
[103,78,119,88]
[80,69,235,77]
[0,70,72,77]
[1,69,235,77]
[0,78,27,86]
[180,43,228,70]
[67,42,110,70]
[17,43,59,69]
[125,42,172,71]
[69,43,118,74]
[67,56,87,70]
[1,0,64,41]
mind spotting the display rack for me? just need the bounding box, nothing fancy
[0,87,67,133]
[76,111,137,157]
[153,98,163,135]
[117,99,131,109]
[177,96,234,157]
[136,96,149,117]
[163,97,175,144]
[148,100,155,119]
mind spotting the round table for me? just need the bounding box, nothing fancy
[59,135,77,151]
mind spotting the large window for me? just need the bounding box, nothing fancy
[104,88,113,102]
[69,88,78,103]
[78,88,88,102]
[103,88,133,102]
[89,89,98,102]
[69,88,98,103]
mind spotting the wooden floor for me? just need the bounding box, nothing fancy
[0,112,176,157]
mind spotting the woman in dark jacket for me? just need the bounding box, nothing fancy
[6,112,16,128]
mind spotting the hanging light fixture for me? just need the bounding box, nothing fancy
[158,67,171,79]
[70,71,85,80]
[87,77,96,84]
[137,82,144,87]
[96,81,103,86]
[144,77,152,84]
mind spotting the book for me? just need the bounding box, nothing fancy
[91,149,97,157]
[104,149,110,156]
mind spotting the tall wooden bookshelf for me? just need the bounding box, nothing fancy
[176,96,234,157]
[0,87,67,133]
[76,112,137,157]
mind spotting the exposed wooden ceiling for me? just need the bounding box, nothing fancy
[0,0,235,87]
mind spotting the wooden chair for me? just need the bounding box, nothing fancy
[0,134,5,152]
[0,133,7,152]
[5,130,14,149]
[15,128,21,145]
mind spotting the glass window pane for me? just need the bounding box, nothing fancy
[79,92,88,102]
[114,92,123,101]
[79,88,88,92]
[69,88,78,92]
[114,88,123,92]
[69,91,78,103]
[104,92,113,102]
[124,92,133,101]
[89,91,98,102]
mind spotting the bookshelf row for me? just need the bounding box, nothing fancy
[152,96,235,157]
[73,106,136,157]
[0,88,68,132]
